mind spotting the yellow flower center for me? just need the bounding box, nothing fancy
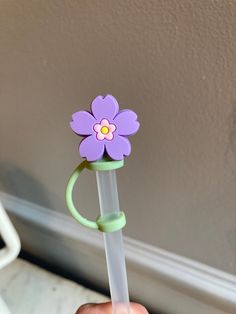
[101,126,109,134]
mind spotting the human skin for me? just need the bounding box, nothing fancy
[76,302,148,314]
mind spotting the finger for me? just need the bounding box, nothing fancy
[76,302,148,314]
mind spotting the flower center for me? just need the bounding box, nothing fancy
[101,126,109,134]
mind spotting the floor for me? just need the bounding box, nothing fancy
[0,258,108,314]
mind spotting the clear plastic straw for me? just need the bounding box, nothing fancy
[96,170,130,314]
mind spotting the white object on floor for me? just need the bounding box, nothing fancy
[0,298,11,314]
[0,258,108,314]
[0,201,21,314]
[0,202,21,269]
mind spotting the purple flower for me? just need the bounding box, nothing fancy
[70,95,140,161]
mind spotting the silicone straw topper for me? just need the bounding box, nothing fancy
[70,94,139,161]
[66,95,140,314]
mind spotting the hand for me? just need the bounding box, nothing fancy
[76,302,148,314]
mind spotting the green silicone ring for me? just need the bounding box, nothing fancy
[86,158,124,171]
[96,212,126,233]
[65,159,126,233]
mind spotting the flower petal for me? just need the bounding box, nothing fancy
[109,124,116,132]
[114,110,140,136]
[105,134,131,160]
[101,119,109,126]
[91,95,119,121]
[93,123,101,132]
[97,132,105,140]
[79,135,105,161]
[70,111,96,135]
[105,132,114,140]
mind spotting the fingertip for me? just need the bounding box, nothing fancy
[75,303,96,314]
[76,302,148,314]
[131,303,149,314]
[76,302,111,314]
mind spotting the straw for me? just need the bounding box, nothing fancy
[96,170,130,314]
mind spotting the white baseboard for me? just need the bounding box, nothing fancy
[1,191,236,314]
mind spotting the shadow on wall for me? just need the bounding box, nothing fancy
[227,103,236,177]
[0,162,51,209]
[226,103,236,272]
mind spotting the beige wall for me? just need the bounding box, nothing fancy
[1,0,236,275]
